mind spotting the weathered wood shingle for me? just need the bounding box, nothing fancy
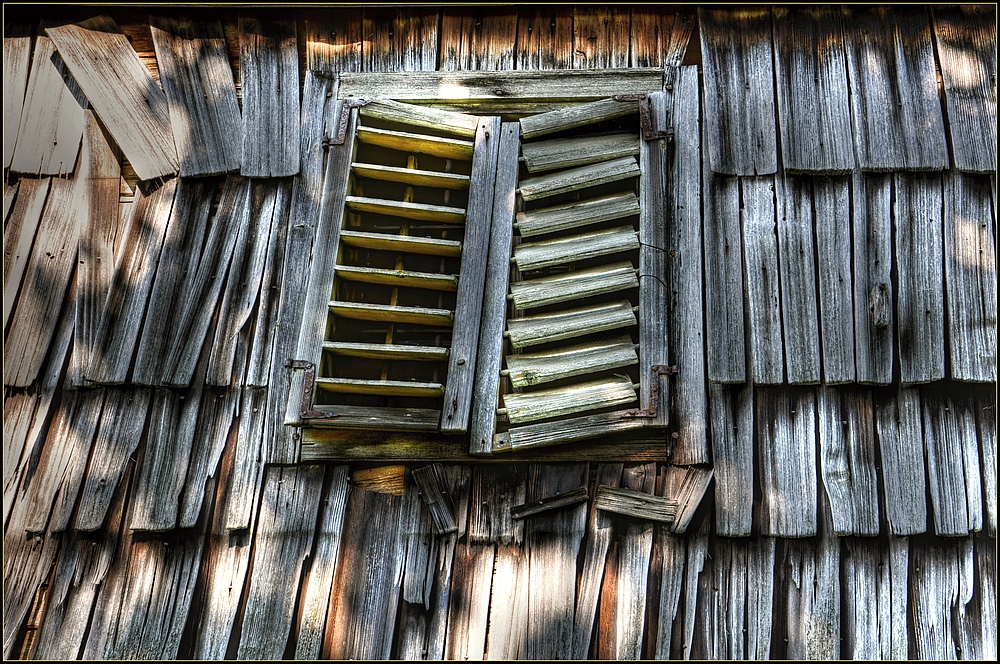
[852,173,894,384]
[741,176,784,384]
[3,21,32,169]
[703,173,745,383]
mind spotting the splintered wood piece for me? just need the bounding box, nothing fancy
[510,260,638,311]
[502,374,637,424]
[516,191,640,238]
[520,132,640,173]
[505,335,637,388]
[506,299,636,349]
[519,97,639,139]
[514,225,639,271]
[322,341,448,361]
[411,464,458,534]
[594,486,677,523]
[329,301,453,326]
[361,99,481,137]
[335,265,458,291]
[357,125,475,160]
[351,162,470,189]
[497,411,652,453]
[661,465,715,534]
[510,486,589,519]
[345,195,466,223]
[340,230,462,257]
[315,377,444,398]
[518,156,640,201]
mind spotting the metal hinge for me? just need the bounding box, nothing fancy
[330,98,370,145]
[284,359,330,419]
[621,364,678,418]
[612,94,673,142]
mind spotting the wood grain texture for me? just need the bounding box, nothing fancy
[772,6,854,174]
[651,526,685,658]
[756,387,817,537]
[303,10,362,74]
[178,386,238,529]
[444,543,495,659]
[911,538,976,659]
[895,173,945,384]
[874,387,928,535]
[223,387,268,531]
[239,16,299,177]
[922,388,983,536]
[813,176,856,384]
[842,536,909,659]
[781,533,841,660]
[362,7,439,72]
[612,463,656,659]
[709,382,754,536]
[931,5,997,173]
[46,16,178,181]
[440,7,517,71]
[149,15,242,176]
[775,174,820,384]
[515,8,573,70]
[631,8,695,68]
[698,7,777,175]
[943,171,997,382]
[572,5,630,69]
[976,389,997,537]
[484,544,529,659]
[741,176,784,384]
[702,172,745,382]
[3,23,32,168]
[852,173,894,384]
[842,6,948,171]
[3,176,51,329]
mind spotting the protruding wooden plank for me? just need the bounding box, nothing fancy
[505,299,636,349]
[756,387,817,537]
[519,97,639,140]
[515,191,640,238]
[703,173,746,383]
[519,156,639,202]
[329,300,453,326]
[345,195,466,223]
[149,15,242,176]
[515,8,574,70]
[357,125,474,160]
[520,133,640,174]
[932,6,997,173]
[335,264,458,291]
[874,387,928,535]
[323,341,447,361]
[362,7,439,73]
[3,22,32,168]
[911,538,976,659]
[895,173,945,383]
[316,377,444,398]
[439,6,517,71]
[351,162,470,189]
[922,388,983,536]
[699,7,777,175]
[742,176,784,384]
[595,485,677,523]
[361,98,481,138]
[510,486,589,520]
[412,463,457,534]
[510,260,638,311]
[842,6,948,171]
[773,6,854,174]
[503,375,637,424]
[663,465,714,534]
[46,16,178,181]
[9,28,84,176]
[812,176,856,383]
[572,6,629,69]
[505,335,637,388]
[3,177,51,328]
[710,383,754,536]
[340,229,462,257]
[853,173,894,384]
[631,8,696,68]
[944,171,997,382]
[239,16,299,177]
[843,537,909,659]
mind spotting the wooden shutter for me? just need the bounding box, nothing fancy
[288,99,501,433]
[471,94,671,455]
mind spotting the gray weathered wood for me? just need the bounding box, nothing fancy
[86,178,179,385]
[514,225,638,271]
[515,8,573,70]
[505,336,636,388]
[895,173,945,384]
[518,156,639,202]
[441,115,501,434]
[178,386,238,529]
[237,465,323,659]
[662,465,714,534]
[679,528,709,659]
[495,410,656,454]
[944,171,997,382]
[976,538,997,656]
[2,393,38,514]
[852,173,894,384]
[304,11,362,74]
[340,229,462,257]
[782,532,841,659]
[510,486,588,520]
[651,526,686,658]
[484,544,528,659]
[412,463,458,534]
[352,162,470,189]
[439,7,517,71]
[3,180,19,224]
[149,15,242,176]
[3,23,32,168]
[345,195,465,223]
[468,466,525,545]
[503,375,637,424]
[3,177,51,328]
[595,485,677,523]
[699,7,777,175]
[772,6,854,174]
[631,8,696,68]
[756,387,817,536]
[690,536,747,658]
[505,299,635,349]
[240,16,299,177]
[361,7,437,72]
[842,6,948,171]
[976,389,997,537]
[742,176,784,384]
[813,176,856,384]
[911,538,975,659]
[336,265,457,292]
[46,16,178,181]
[510,261,638,311]
[932,5,997,173]
[521,132,639,174]
[709,382,754,536]
[745,537,777,659]
[703,172,745,382]
[9,28,84,176]
[361,98,481,137]
[224,387,269,531]
[610,463,655,659]
[842,536,909,659]
[444,543,495,660]
[520,97,639,140]
[874,387,928,535]
[776,173,821,384]
[817,386,880,536]
[922,388,983,536]
[515,190,640,238]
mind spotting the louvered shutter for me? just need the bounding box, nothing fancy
[288,100,502,433]
[471,93,671,454]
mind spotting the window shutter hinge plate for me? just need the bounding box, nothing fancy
[284,359,331,419]
[330,99,370,145]
[614,94,672,142]
[621,364,678,418]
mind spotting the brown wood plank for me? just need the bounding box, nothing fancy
[3,22,33,168]
[3,177,51,328]
[362,7,439,72]
[842,6,948,171]
[439,7,517,71]
[773,6,854,174]
[853,173,894,384]
[303,10,363,74]
[698,7,777,175]
[631,8,695,68]
[922,388,983,536]
[485,544,529,659]
[756,387,817,537]
[515,8,573,70]
[813,176,856,384]
[149,15,242,176]
[874,387,928,535]
[741,176,784,384]
[9,27,84,176]
[444,543,495,659]
[842,536,909,658]
[46,16,178,181]
[572,6,630,69]
[239,16,299,177]
[703,172,745,383]
[709,382,754,536]
[932,6,997,173]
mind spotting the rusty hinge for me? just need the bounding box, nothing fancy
[284,359,330,419]
[330,98,371,146]
[622,364,678,418]
[612,94,673,142]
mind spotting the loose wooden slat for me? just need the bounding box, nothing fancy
[412,463,458,534]
[351,162,470,189]
[516,226,639,273]
[304,405,441,432]
[3,177,51,328]
[323,341,447,361]
[340,229,462,257]
[842,6,948,171]
[631,8,696,68]
[505,335,637,388]
[662,465,714,534]
[361,98,481,138]
[709,383,754,537]
[741,176,784,384]
[518,156,639,202]
[503,375,637,424]
[922,388,983,536]
[510,486,588,520]
[944,171,997,382]
[357,125,475,160]
[776,174,821,384]
[853,173,894,384]
[345,195,466,223]
[505,299,636,349]
[46,16,178,181]
[497,411,655,453]
[510,260,638,311]
[334,265,458,291]
[572,5,629,69]
[895,173,946,383]
[520,133,640,174]
[515,191,640,238]
[911,538,976,659]
[9,28,84,176]
[772,6,854,174]
[874,387,928,535]
[932,6,997,173]
[362,7,439,73]
[316,377,444,398]
[239,16,299,177]
[703,172,745,383]
[3,23,32,168]
[842,537,909,659]
[813,176,856,383]
[611,464,656,659]
[329,300,453,326]
[515,8,574,70]
[698,7,777,176]
[519,97,639,140]
[595,485,677,523]
[303,11,362,74]
[756,387,817,537]
[439,7,517,71]
[149,15,241,177]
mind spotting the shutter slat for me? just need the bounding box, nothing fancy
[323,342,449,361]
[328,301,454,326]
[351,162,470,189]
[514,225,639,271]
[520,133,640,173]
[510,261,638,311]
[503,375,638,424]
[316,377,445,398]
[505,335,638,388]
[506,300,637,349]
[516,191,640,238]
[340,230,462,257]
[518,156,640,201]
[345,196,466,223]
[335,265,458,291]
[357,126,475,160]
